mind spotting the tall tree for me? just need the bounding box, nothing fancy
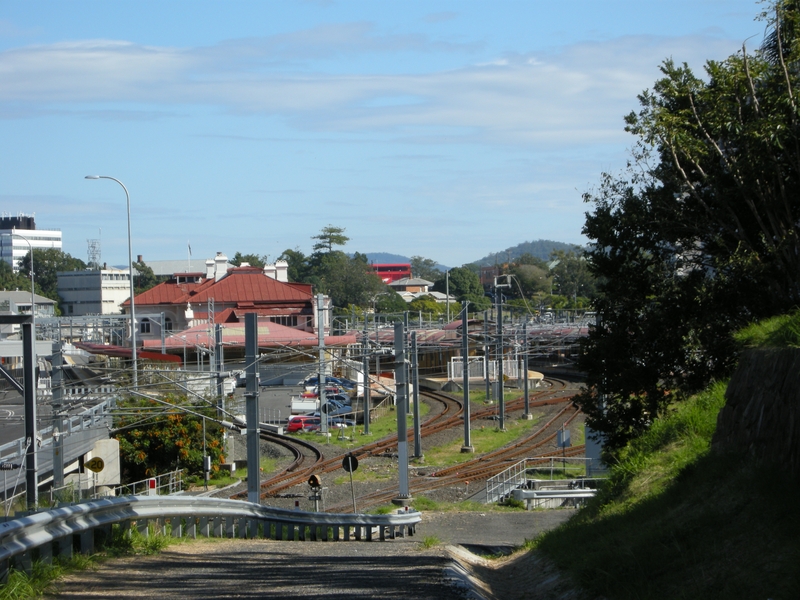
[578,1,800,449]
[410,256,443,282]
[311,225,349,253]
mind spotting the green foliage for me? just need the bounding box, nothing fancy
[18,248,86,304]
[734,309,800,348]
[408,294,444,318]
[534,379,800,599]
[0,259,35,294]
[311,225,349,253]
[418,535,441,549]
[578,2,800,448]
[113,395,225,481]
[410,255,443,282]
[277,247,309,282]
[309,250,385,308]
[229,252,268,268]
[132,260,158,295]
[374,289,408,313]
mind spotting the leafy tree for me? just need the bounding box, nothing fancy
[19,248,86,302]
[549,250,596,305]
[408,294,444,318]
[410,256,443,283]
[311,251,385,308]
[578,1,800,449]
[375,289,408,313]
[311,225,349,253]
[433,266,491,311]
[278,248,310,283]
[0,259,38,294]
[230,252,268,268]
[113,395,225,482]
[132,260,159,295]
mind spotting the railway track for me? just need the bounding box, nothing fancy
[231,377,581,509]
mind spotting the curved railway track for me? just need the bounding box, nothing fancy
[231,377,581,509]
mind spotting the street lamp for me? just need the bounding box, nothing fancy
[11,232,35,338]
[85,175,137,388]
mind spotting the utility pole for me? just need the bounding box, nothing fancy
[23,320,37,508]
[362,324,371,435]
[484,311,491,403]
[461,302,474,453]
[52,341,65,488]
[392,321,411,505]
[522,321,532,420]
[244,313,260,504]
[495,276,511,431]
[411,331,422,459]
[317,294,328,436]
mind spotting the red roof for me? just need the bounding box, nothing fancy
[142,319,356,350]
[129,267,313,309]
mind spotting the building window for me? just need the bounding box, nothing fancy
[269,315,298,327]
[140,318,151,334]
[164,317,173,332]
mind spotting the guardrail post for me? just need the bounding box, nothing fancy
[170,517,182,538]
[137,519,149,538]
[211,516,222,537]
[79,529,94,554]
[248,518,258,539]
[0,558,8,584]
[237,517,247,539]
[225,516,235,538]
[198,516,208,537]
[187,517,197,539]
[38,541,53,565]
[58,536,73,560]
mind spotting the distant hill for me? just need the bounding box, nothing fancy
[470,239,581,266]
[363,240,579,272]
[364,252,411,265]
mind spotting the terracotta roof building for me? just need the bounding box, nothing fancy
[128,262,327,345]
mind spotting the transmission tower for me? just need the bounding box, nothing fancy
[87,238,101,269]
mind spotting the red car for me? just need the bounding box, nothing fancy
[286,416,321,433]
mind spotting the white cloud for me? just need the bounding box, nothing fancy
[0,29,748,149]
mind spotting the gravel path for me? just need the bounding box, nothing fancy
[46,510,581,600]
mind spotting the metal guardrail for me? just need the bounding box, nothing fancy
[0,495,422,580]
[485,459,527,504]
[0,396,116,465]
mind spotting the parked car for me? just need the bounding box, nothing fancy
[325,393,351,406]
[286,415,321,432]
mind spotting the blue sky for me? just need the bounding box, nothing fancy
[0,0,766,269]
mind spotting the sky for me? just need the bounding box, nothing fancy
[0,0,768,269]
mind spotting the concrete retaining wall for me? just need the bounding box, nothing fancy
[713,348,800,477]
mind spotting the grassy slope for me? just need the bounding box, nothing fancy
[533,313,800,599]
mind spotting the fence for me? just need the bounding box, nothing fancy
[0,496,422,581]
[47,470,185,505]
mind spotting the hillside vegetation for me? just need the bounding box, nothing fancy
[532,313,800,599]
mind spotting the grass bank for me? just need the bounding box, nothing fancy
[531,380,800,599]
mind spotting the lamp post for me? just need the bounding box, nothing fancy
[85,175,137,388]
[13,233,38,507]
[445,270,450,323]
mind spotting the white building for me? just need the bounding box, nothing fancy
[57,268,132,316]
[0,214,63,271]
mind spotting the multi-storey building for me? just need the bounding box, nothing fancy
[0,214,62,271]
[57,267,132,316]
